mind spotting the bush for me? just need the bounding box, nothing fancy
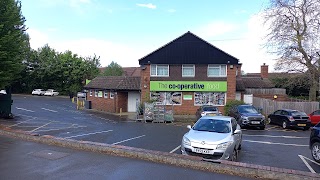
[224,100,245,116]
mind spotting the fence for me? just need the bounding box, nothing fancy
[253,97,319,115]
[245,88,286,95]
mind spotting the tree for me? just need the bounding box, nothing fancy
[263,0,320,101]
[0,0,30,89]
[103,61,123,76]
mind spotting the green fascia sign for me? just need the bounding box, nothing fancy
[150,81,227,92]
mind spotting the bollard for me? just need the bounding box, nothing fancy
[120,108,122,116]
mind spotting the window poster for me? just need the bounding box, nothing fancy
[194,92,225,106]
[150,92,182,105]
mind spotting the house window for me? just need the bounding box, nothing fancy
[89,90,93,96]
[150,65,169,77]
[95,90,98,97]
[104,91,108,98]
[110,91,114,99]
[207,65,226,77]
[150,92,182,105]
[194,92,226,106]
[98,91,103,98]
[182,65,195,77]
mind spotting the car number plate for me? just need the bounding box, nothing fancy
[207,113,216,116]
[194,148,211,154]
[298,124,306,126]
[251,121,260,124]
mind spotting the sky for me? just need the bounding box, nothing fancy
[21,0,276,73]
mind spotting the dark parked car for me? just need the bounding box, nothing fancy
[268,109,311,130]
[228,104,265,130]
[195,105,221,120]
[310,122,320,163]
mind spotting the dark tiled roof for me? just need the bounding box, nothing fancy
[139,31,239,65]
[236,78,246,91]
[85,76,140,90]
[240,77,275,89]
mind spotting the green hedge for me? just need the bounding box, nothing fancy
[224,100,245,116]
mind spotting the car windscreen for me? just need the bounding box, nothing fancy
[193,119,231,133]
[238,106,259,114]
[291,111,307,116]
[202,106,218,111]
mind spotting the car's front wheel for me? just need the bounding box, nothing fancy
[282,121,287,129]
[311,142,320,163]
[230,149,238,161]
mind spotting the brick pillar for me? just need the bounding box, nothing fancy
[227,64,236,102]
[140,65,150,103]
[261,63,269,79]
[237,64,242,77]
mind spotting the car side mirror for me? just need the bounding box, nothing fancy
[187,125,192,129]
[233,129,241,134]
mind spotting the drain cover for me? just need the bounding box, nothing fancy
[31,150,70,160]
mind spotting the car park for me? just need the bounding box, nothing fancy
[31,89,45,96]
[195,105,221,120]
[228,104,266,130]
[268,109,311,130]
[308,110,320,125]
[310,122,320,163]
[44,89,59,96]
[181,116,242,161]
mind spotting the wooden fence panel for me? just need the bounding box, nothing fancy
[253,97,319,115]
[246,88,286,95]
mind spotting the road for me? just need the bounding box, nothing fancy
[2,94,320,174]
[0,136,249,180]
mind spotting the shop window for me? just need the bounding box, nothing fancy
[182,65,195,77]
[150,92,182,105]
[150,64,169,77]
[110,92,114,99]
[104,91,108,98]
[207,65,226,77]
[89,90,93,96]
[194,92,226,106]
[94,90,98,97]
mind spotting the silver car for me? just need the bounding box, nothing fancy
[181,116,242,161]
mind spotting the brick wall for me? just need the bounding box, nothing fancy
[140,64,237,115]
[227,65,236,101]
[87,91,116,112]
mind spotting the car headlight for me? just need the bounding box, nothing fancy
[216,141,233,150]
[183,136,191,146]
[261,115,265,120]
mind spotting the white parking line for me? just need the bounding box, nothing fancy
[41,108,58,113]
[8,119,34,128]
[112,135,146,145]
[29,122,52,132]
[16,107,35,112]
[64,130,113,139]
[243,140,308,147]
[243,134,307,139]
[298,155,316,173]
[170,145,181,153]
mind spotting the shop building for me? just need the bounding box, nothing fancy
[139,31,241,114]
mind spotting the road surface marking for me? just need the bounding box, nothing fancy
[298,155,316,173]
[41,108,58,113]
[64,130,113,139]
[16,107,35,112]
[243,140,308,147]
[170,145,181,153]
[243,134,307,139]
[8,119,34,128]
[29,122,52,132]
[112,135,146,145]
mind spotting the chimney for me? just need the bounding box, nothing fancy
[261,63,268,79]
[237,65,242,77]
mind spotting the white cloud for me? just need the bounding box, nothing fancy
[195,21,238,38]
[136,3,156,9]
[28,29,50,50]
